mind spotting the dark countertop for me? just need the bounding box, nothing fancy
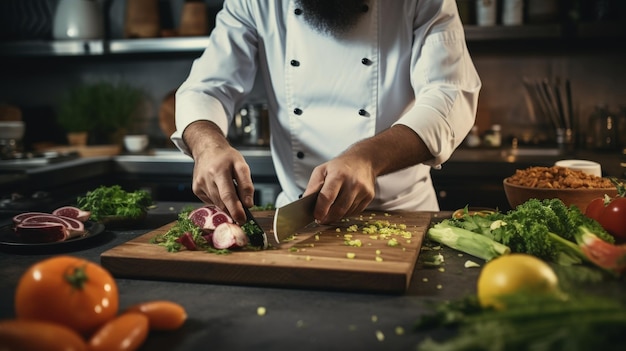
[1,203,625,350]
[0,203,479,351]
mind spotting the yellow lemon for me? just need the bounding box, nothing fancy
[477,253,560,309]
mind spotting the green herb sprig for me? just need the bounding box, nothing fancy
[77,185,153,221]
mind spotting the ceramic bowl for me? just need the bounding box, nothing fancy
[503,178,618,213]
[123,134,149,153]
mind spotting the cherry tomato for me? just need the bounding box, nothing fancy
[125,300,187,331]
[586,196,626,243]
[88,312,149,351]
[0,319,87,351]
[14,256,119,335]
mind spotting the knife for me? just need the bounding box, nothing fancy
[272,191,320,243]
[234,180,268,249]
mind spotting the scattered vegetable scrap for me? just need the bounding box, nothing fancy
[464,260,481,268]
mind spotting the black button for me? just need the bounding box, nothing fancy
[296,151,305,159]
[294,108,303,115]
[290,60,300,67]
[361,4,369,12]
[294,8,303,15]
[361,58,371,65]
[358,109,367,116]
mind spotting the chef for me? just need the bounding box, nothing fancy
[172,0,481,225]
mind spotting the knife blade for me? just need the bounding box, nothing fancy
[272,191,319,243]
[234,180,268,249]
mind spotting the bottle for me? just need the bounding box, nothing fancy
[466,125,481,148]
[587,104,618,151]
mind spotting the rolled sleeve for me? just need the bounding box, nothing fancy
[395,20,481,168]
[171,0,259,155]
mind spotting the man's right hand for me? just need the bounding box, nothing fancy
[182,120,253,224]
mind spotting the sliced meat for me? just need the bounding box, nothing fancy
[21,214,85,238]
[188,205,234,231]
[12,212,49,225]
[14,222,69,243]
[212,223,248,249]
[52,206,91,222]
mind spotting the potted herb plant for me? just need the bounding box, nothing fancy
[56,81,143,146]
[92,81,143,144]
[56,84,99,146]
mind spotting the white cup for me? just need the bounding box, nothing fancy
[124,134,149,153]
[476,0,497,26]
[555,159,602,177]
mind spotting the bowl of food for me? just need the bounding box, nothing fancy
[503,166,619,213]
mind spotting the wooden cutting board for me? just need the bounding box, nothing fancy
[100,210,432,293]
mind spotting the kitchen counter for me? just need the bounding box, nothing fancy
[0,147,623,213]
[1,203,624,351]
[0,203,474,351]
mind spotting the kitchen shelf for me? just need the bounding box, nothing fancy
[463,24,563,41]
[0,39,105,56]
[2,22,613,57]
[108,36,211,54]
[0,36,210,57]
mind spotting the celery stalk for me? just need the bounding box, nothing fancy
[427,223,511,261]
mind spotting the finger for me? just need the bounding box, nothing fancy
[314,180,341,223]
[233,165,254,208]
[321,190,357,224]
[216,177,246,224]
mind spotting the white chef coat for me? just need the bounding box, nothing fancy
[172,0,481,211]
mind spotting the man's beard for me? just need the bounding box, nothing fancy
[296,0,369,37]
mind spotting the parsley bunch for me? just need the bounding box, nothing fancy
[77,185,153,221]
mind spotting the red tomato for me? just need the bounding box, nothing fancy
[586,196,626,243]
[88,312,149,351]
[14,256,119,335]
[125,300,187,331]
[0,319,87,351]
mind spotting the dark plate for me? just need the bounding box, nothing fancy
[0,221,105,248]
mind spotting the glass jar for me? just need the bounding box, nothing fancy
[587,104,618,151]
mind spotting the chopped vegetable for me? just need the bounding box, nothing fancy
[151,207,208,252]
[464,260,480,268]
[422,252,445,267]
